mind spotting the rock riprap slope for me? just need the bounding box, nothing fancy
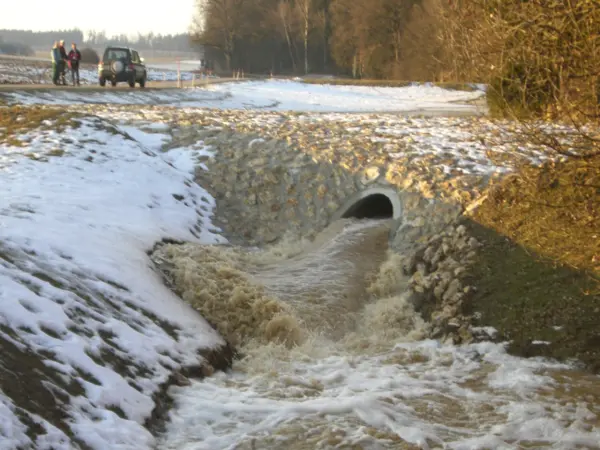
[82,107,571,247]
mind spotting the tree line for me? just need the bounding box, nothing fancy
[85,31,195,52]
[0,29,197,52]
[193,0,447,78]
[0,36,35,56]
[195,0,599,123]
[0,29,84,52]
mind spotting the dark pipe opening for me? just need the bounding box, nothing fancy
[341,194,394,219]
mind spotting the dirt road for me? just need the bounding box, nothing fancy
[0,78,241,92]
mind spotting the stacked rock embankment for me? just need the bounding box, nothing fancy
[87,107,592,353]
[401,222,487,345]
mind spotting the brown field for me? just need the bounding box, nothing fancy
[33,51,196,65]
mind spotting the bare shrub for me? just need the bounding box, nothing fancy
[440,0,600,157]
[80,48,99,64]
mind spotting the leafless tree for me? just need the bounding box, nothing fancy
[296,0,311,74]
[192,0,249,71]
[277,0,297,72]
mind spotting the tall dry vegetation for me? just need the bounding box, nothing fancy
[443,1,600,118]
[443,0,600,155]
[192,0,446,78]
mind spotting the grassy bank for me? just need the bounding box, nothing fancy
[0,106,80,146]
[302,77,481,92]
[464,154,600,371]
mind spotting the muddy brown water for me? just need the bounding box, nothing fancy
[153,218,600,450]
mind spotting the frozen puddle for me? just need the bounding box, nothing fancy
[154,220,600,450]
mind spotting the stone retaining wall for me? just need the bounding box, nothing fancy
[194,130,464,254]
[185,127,493,343]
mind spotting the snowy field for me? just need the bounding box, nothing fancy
[1,80,599,449]
[1,79,486,114]
[146,60,205,72]
[0,60,197,85]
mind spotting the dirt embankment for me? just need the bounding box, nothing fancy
[404,152,599,371]
[464,154,600,371]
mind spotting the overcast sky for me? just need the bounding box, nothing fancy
[0,0,197,36]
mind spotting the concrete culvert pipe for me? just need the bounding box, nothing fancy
[333,187,402,221]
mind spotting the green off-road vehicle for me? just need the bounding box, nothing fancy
[98,47,147,88]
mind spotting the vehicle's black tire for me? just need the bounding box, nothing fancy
[110,80,117,87]
[139,76,146,88]
[99,77,106,87]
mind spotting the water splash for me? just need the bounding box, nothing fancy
[153,219,600,450]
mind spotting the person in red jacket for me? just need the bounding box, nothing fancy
[68,43,82,86]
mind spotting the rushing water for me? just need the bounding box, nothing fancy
[154,219,600,450]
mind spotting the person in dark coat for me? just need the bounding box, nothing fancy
[58,40,68,85]
[50,41,61,85]
[68,43,82,86]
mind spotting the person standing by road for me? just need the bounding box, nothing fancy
[50,41,61,85]
[58,40,68,85]
[68,43,82,86]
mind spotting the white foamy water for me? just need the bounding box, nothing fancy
[154,220,600,450]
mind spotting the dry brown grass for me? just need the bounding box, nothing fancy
[464,153,600,371]
[472,156,600,276]
[302,78,479,91]
[0,106,80,146]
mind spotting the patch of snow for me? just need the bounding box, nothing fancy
[470,326,499,338]
[164,145,215,174]
[143,122,171,132]
[248,138,266,148]
[1,80,485,114]
[0,395,30,450]
[119,125,171,150]
[188,80,486,112]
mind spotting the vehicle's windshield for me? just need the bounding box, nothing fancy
[104,49,128,60]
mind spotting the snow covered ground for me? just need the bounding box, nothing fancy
[0,114,227,448]
[147,60,204,72]
[199,80,485,112]
[1,80,486,114]
[0,60,196,85]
